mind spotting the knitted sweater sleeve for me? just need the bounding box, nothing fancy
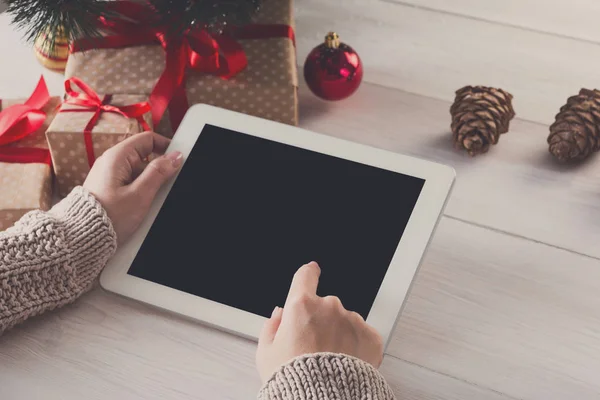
[0,187,117,334]
[258,353,396,400]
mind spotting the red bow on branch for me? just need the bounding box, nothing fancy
[71,0,295,132]
[62,77,151,167]
[0,76,52,165]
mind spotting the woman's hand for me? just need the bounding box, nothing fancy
[83,132,183,245]
[256,261,384,383]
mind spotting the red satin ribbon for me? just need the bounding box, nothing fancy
[0,76,53,166]
[70,1,296,131]
[62,77,151,167]
[0,76,50,146]
[0,147,51,165]
[149,29,250,129]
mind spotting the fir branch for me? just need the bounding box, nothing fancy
[147,0,261,35]
[6,0,111,53]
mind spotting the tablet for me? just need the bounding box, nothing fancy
[100,104,455,346]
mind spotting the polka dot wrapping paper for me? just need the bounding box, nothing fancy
[64,0,298,137]
[46,94,153,198]
[0,97,60,231]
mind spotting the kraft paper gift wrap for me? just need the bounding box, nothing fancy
[46,94,152,197]
[0,96,61,231]
[64,0,298,135]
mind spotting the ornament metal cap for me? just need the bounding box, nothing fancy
[325,32,340,49]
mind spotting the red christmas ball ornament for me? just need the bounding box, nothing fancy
[304,32,363,101]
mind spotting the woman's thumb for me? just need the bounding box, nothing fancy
[133,151,183,197]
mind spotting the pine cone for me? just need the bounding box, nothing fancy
[547,89,600,162]
[450,86,516,156]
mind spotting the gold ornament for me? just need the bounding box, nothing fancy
[34,27,69,73]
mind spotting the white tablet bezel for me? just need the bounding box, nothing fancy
[100,104,455,346]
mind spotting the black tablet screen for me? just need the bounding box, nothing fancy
[128,124,425,319]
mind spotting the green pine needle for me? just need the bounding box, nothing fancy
[6,0,262,54]
[6,0,111,53]
[147,0,261,35]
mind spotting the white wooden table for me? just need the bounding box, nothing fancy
[3,1,600,399]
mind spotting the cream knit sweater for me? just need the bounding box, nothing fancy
[0,187,395,400]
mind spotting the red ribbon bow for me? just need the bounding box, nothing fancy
[150,29,250,129]
[71,1,295,132]
[0,76,52,165]
[62,77,151,167]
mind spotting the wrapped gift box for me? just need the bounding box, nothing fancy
[64,0,298,136]
[46,89,152,197]
[0,95,61,231]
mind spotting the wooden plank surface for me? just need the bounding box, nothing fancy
[389,217,600,400]
[0,288,515,400]
[297,84,600,260]
[294,0,600,125]
[382,360,516,400]
[2,4,600,400]
[0,291,260,400]
[389,0,600,44]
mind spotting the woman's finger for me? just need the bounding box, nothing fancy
[259,306,283,345]
[114,131,172,161]
[284,262,321,307]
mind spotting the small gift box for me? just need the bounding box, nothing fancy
[0,77,61,231]
[65,0,298,137]
[46,78,152,197]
